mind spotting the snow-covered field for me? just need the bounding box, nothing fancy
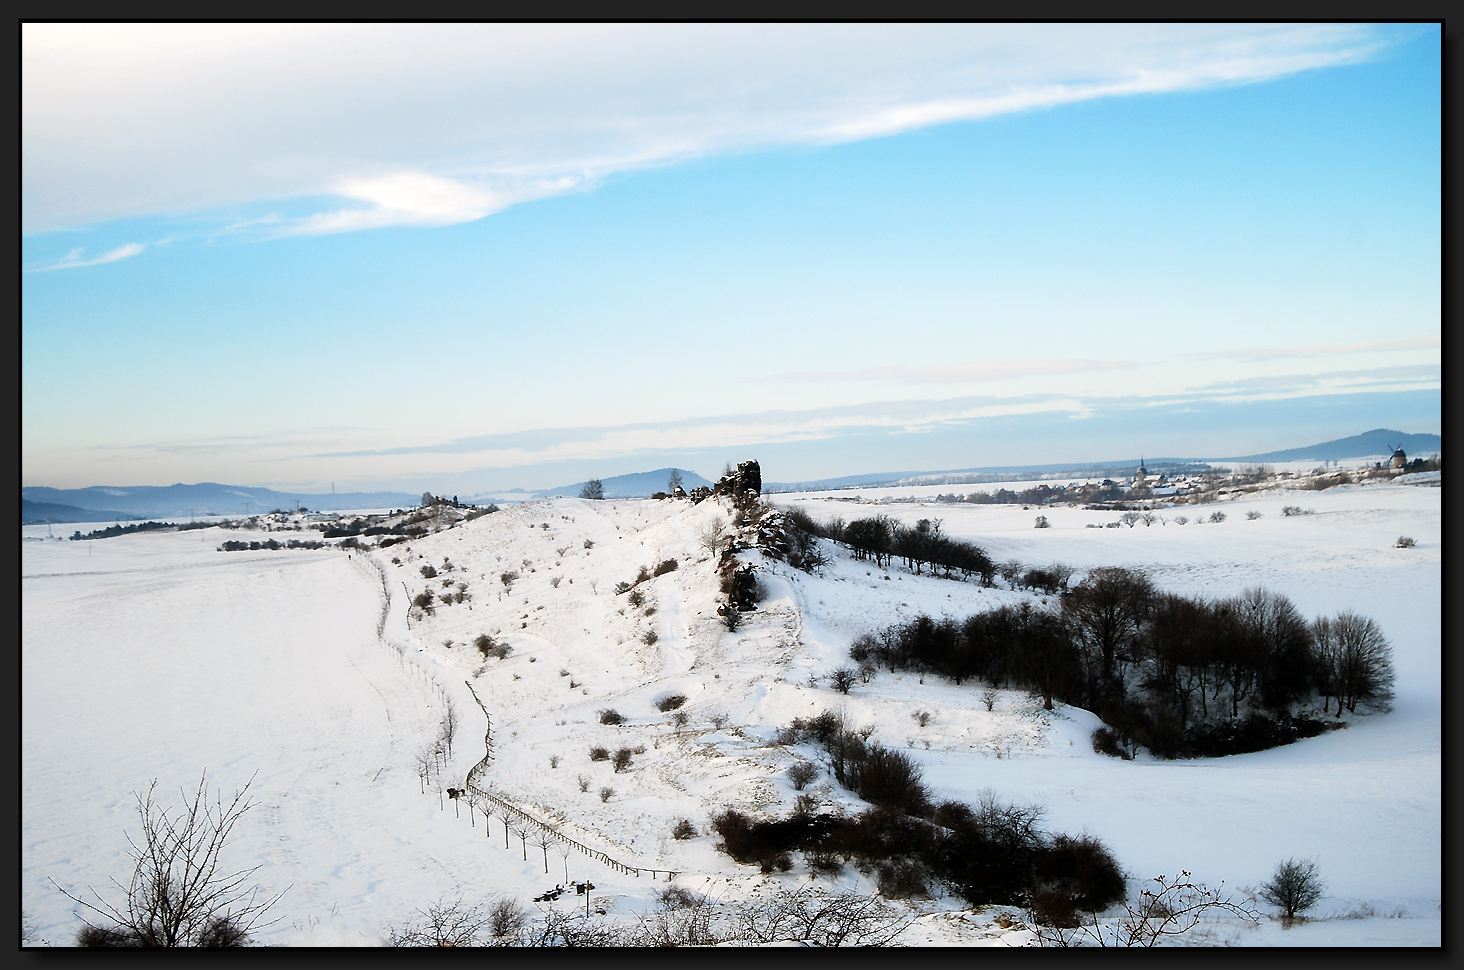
[22,473,1440,946]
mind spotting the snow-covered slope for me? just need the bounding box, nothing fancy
[21,477,1440,946]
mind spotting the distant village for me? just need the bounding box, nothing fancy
[914,447,1439,511]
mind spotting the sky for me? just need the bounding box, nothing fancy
[22,24,1440,495]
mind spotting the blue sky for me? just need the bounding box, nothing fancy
[22,24,1439,493]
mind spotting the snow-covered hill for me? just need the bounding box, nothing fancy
[22,476,1440,946]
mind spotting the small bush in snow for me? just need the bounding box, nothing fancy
[420,564,437,578]
[1246,510,1264,520]
[643,629,659,645]
[1208,511,1227,523]
[653,558,678,576]
[1259,858,1325,920]
[1396,536,1416,548]
[612,748,634,772]
[577,774,591,792]
[598,709,624,725]
[583,539,595,549]
[830,668,857,694]
[788,761,818,791]
[655,693,687,712]
[599,786,615,803]
[627,588,646,608]
[671,819,697,840]
[1034,515,1050,529]
[911,710,932,728]
[588,747,609,762]
[1173,515,1188,525]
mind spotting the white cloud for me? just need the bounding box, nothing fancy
[29,242,145,271]
[22,23,1392,234]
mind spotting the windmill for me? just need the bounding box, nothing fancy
[1390,443,1407,469]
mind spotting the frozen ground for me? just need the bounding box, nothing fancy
[21,473,1440,946]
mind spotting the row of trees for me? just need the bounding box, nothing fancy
[784,510,994,581]
[850,568,1395,758]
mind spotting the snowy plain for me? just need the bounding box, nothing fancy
[21,472,1440,946]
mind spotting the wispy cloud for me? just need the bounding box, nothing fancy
[28,242,145,272]
[1190,364,1440,397]
[23,23,1396,234]
[1194,337,1440,362]
[774,358,1137,384]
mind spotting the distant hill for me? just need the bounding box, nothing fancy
[1222,429,1441,463]
[540,468,713,499]
[21,483,424,518]
[22,499,142,525]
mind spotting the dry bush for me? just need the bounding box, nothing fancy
[788,761,818,791]
[655,693,688,712]
[63,773,284,948]
[612,748,634,772]
[388,896,492,947]
[598,709,624,725]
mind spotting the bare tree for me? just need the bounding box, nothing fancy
[830,668,858,694]
[580,479,605,500]
[1313,612,1396,715]
[1259,858,1325,921]
[668,468,684,493]
[698,521,728,557]
[59,772,286,947]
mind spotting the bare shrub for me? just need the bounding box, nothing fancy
[653,558,679,576]
[500,570,518,587]
[830,668,857,694]
[672,710,689,729]
[627,588,646,608]
[643,629,659,646]
[1395,536,1416,548]
[655,693,687,712]
[732,887,915,946]
[788,761,818,791]
[1259,858,1325,920]
[1246,510,1263,520]
[981,687,998,712]
[612,748,634,772]
[1208,511,1227,523]
[1032,870,1258,947]
[1034,515,1050,529]
[671,819,697,840]
[599,786,615,803]
[598,709,624,725]
[549,755,560,769]
[588,746,609,762]
[550,576,562,588]
[577,774,591,792]
[419,564,437,578]
[877,860,929,899]
[487,896,528,939]
[60,772,284,948]
[388,896,491,947]
[911,710,932,728]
